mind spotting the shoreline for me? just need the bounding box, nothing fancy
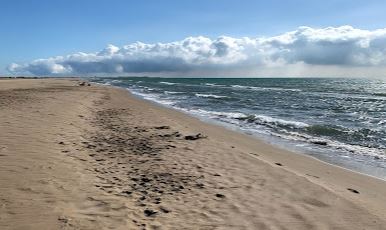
[118,84,386,215]
[98,77,386,182]
[1,78,385,229]
[124,86,386,182]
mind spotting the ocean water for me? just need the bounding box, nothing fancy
[91,77,386,180]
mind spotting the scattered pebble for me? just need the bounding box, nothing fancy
[159,206,171,213]
[58,216,70,223]
[215,193,225,198]
[122,190,132,195]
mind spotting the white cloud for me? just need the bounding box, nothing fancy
[8,26,386,77]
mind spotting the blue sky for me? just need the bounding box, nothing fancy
[2,0,386,77]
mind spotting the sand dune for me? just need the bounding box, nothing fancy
[0,78,385,229]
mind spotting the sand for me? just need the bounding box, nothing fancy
[0,78,385,230]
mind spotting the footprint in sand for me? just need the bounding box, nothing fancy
[306,173,320,179]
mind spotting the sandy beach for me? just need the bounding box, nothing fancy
[0,78,385,230]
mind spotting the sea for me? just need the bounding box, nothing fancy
[91,77,386,180]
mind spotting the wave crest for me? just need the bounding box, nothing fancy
[195,93,229,99]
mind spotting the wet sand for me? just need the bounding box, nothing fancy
[0,78,385,229]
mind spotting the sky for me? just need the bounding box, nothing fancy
[2,0,386,77]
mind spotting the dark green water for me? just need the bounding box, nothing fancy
[92,77,386,179]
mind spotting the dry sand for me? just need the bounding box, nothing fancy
[0,78,385,230]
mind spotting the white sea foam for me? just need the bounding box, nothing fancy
[230,85,301,92]
[128,89,175,106]
[272,129,386,160]
[182,109,309,129]
[94,82,111,86]
[304,91,386,101]
[164,91,183,94]
[204,83,227,87]
[195,93,229,99]
[231,84,247,89]
[159,81,178,85]
[252,115,310,128]
[186,109,246,119]
[143,86,155,91]
[327,140,386,159]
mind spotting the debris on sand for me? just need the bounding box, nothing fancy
[347,188,360,194]
[184,133,207,140]
[154,126,170,130]
[144,209,158,217]
[215,193,225,198]
[79,81,91,86]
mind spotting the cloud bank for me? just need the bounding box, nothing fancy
[8,26,386,77]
